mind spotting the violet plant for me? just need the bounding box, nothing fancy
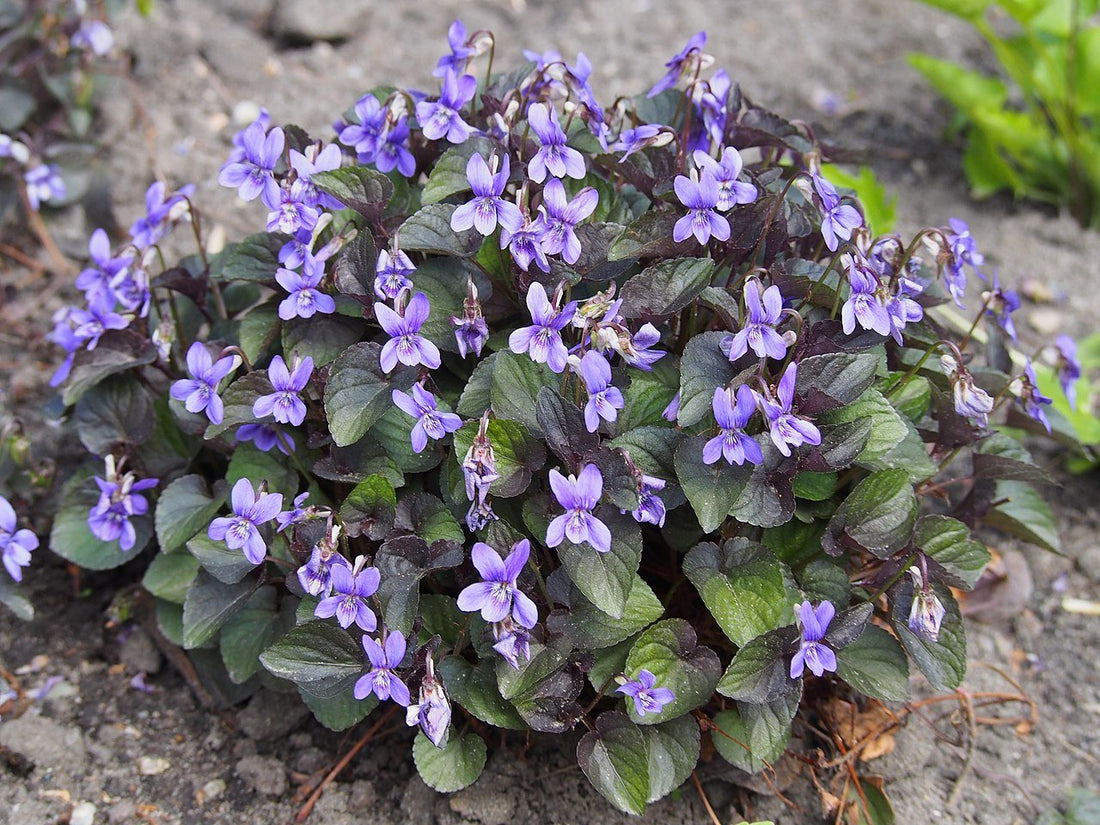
[13,21,1082,817]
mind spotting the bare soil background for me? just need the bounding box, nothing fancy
[1,1,1099,823]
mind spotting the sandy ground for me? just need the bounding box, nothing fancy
[1,1,1099,823]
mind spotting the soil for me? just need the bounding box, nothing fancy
[2,1,1099,824]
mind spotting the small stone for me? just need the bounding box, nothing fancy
[271,0,369,43]
[138,756,171,776]
[197,778,227,805]
[348,780,376,811]
[120,627,162,675]
[448,784,517,825]
[1028,307,1065,337]
[0,715,87,773]
[237,690,310,742]
[1077,546,1100,582]
[292,746,327,775]
[70,802,97,825]
[108,800,136,824]
[231,100,262,127]
[235,754,287,797]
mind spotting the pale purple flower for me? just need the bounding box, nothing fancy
[579,350,624,433]
[450,154,523,236]
[1,495,37,582]
[72,19,114,55]
[374,247,416,301]
[907,567,945,642]
[501,211,550,273]
[253,355,314,427]
[406,657,451,746]
[944,217,984,307]
[526,103,586,182]
[982,275,1021,342]
[662,391,681,422]
[566,52,611,149]
[129,181,195,248]
[266,182,319,236]
[759,362,822,457]
[626,475,667,527]
[276,257,335,320]
[942,355,994,429]
[391,384,463,453]
[811,174,862,252]
[296,546,351,596]
[648,31,707,98]
[433,19,476,77]
[696,69,732,147]
[546,464,611,554]
[24,164,66,211]
[169,342,239,425]
[1015,360,1053,434]
[887,277,924,344]
[842,255,891,337]
[279,229,314,270]
[693,148,757,210]
[76,228,133,307]
[375,119,416,177]
[338,94,386,162]
[88,468,158,552]
[288,143,344,210]
[1054,335,1081,409]
[207,478,283,565]
[416,68,477,144]
[355,630,411,705]
[451,280,488,358]
[218,122,284,210]
[457,539,537,627]
[722,279,787,361]
[610,125,666,162]
[539,178,598,265]
[69,298,131,352]
[617,669,675,716]
[704,385,764,466]
[508,282,577,373]
[375,292,441,374]
[790,600,837,679]
[236,423,294,455]
[492,618,531,669]
[673,171,730,245]
[315,564,381,630]
[276,492,312,532]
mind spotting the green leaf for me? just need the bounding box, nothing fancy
[819,164,896,234]
[451,418,545,498]
[311,165,394,219]
[890,580,966,691]
[299,685,376,732]
[203,371,272,440]
[324,342,406,447]
[410,258,491,352]
[607,210,686,261]
[677,331,743,427]
[156,599,184,645]
[74,376,154,455]
[413,731,487,793]
[259,621,364,697]
[907,53,1007,112]
[551,574,664,650]
[399,203,482,257]
[576,712,650,815]
[818,389,907,461]
[835,625,910,701]
[396,492,464,544]
[49,465,154,569]
[439,656,526,730]
[716,626,800,703]
[282,314,367,368]
[844,778,896,825]
[609,425,683,505]
[421,136,497,204]
[0,83,35,132]
[795,352,881,413]
[181,570,259,649]
[712,688,801,773]
[984,480,1061,553]
[339,474,397,540]
[226,444,299,500]
[674,436,751,533]
[154,475,226,552]
[913,515,990,588]
[618,258,714,318]
[683,539,788,647]
[0,576,33,621]
[495,640,568,701]
[642,715,701,804]
[238,302,282,364]
[910,0,988,19]
[187,533,256,584]
[211,232,285,282]
[826,469,918,558]
[490,350,557,435]
[62,329,158,406]
[457,352,496,417]
[796,558,851,605]
[793,471,837,502]
[556,508,641,619]
[610,362,679,436]
[142,549,199,604]
[624,619,721,724]
[219,586,281,683]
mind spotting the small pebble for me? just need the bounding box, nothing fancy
[70,802,97,825]
[138,755,171,776]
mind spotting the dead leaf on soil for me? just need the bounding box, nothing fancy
[820,697,897,762]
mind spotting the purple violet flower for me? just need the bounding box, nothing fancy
[169,342,240,425]
[76,229,133,307]
[450,153,523,236]
[355,630,411,705]
[288,143,344,210]
[526,103,586,182]
[693,148,757,211]
[72,19,114,55]
[296,545,351,597]
[722,279,787,361]
[942,355,994,429]
[451,279,489,358]
[982,275,1022,342]
[129,181,195,248]
[609,125,667,162]
[887,277,925,344]
[375,292,441,374]
[338,94,386,162]
[907,567,945,642]
[276,492,311,532]
[207,478,283,565]
[811,174,862,252]
[416,68,477,144]
[492,618,532,670]
[704,385,764,466]
[279,228,314,270]
[508,282,577,373]
[433,19,476,77]
[673,170,730,245]
[546,464,611,554]
[539,178,598,265]
[276,257,335,320]
[1,495,38,582]
[266,182,319,236]
[662,391,681,422]
[617,669,675,716]
[501,211,550,273]
[1054,335,1081,409]
[456,539,538,627]
[315,563,381,631]
[625,474,667,527]
[759,362,822,457]
[842,255,891,337]
[88,463,158,552]
[253,354,314,427]
[391,384,463,453]
[406,657,451,746]
[579,350,624,433]
[1015,360,1053,434]
[374,247,416,301]
[24,164,66,211]
[696,69,732,147]
[376,119,416,177]
[790,600,837,679]
[236,423,294,455]
[462,413,500,529]
[217,122,285,210]
[943,218,984,307]
[647,31,707,98]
